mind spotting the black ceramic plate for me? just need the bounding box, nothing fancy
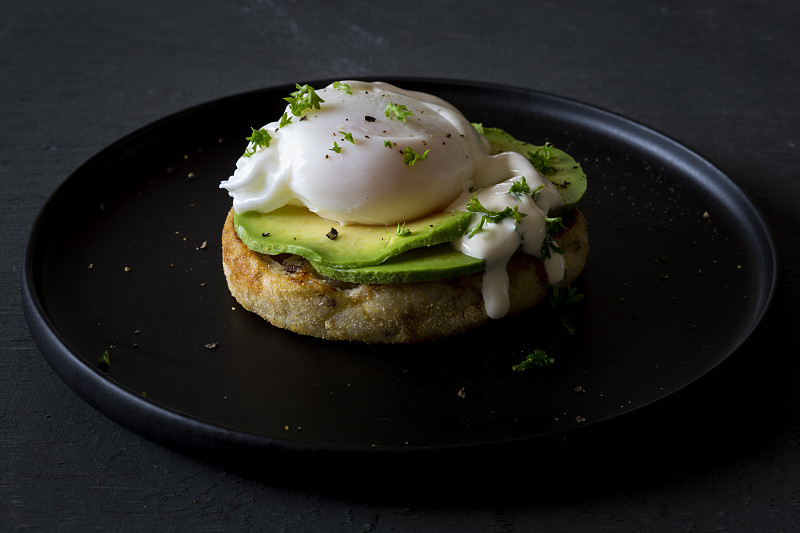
[22,79,778,464]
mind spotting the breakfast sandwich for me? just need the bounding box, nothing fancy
[220,81,588,343]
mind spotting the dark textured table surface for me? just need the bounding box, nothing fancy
[4,1,800,530]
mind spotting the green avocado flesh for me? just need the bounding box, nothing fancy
[235,206,473,269]
[234,126,586,284]
[310,244,485,283]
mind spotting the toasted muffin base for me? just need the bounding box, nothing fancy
[221,208,589,344]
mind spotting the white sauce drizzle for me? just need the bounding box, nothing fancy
[447,174,565,319]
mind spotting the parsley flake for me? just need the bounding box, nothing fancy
[396,222,411,236]
[284,83,325,117]
[545,216,566,233]
[385,102,415,124]
[243,127,272,157]
[97,350,111,371]
[465,195,527,237]
[548,285,584,334]
[512,349,554,372]
[528,143,557,175]
[330,141,342,153]
[402,146,429,166]
[339,131,355,144]
[279,112,293,128]
[332,81,352,95]
[508,176,531,198]
[540,216,566,258]
[384,140,393,148]
[541,236,563,259]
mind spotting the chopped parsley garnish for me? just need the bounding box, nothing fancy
[332,81,352,94]
[528,143,557,175]
[465,195,527,238]
[279,112,293,128]
[284,83,324,117]
[508,176,531,198]
[339,131,355,144]
[396,222,411,236]
[545,216,566,233]
[329,141,342,153]
[510,177,550,201]
[96,350,110,371]
[512,286,584,371]
[243,127,272,157]
[548,284,584,334]
[540,216,566,258]
[385,102,415,124]
[384,140,393,148]
[541,236,563,259]
[402,146,429,166]
[512,349,554,372]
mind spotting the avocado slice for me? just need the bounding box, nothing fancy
[476,125,587,214]
[235,206,473,269]
[310,243,485,284]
